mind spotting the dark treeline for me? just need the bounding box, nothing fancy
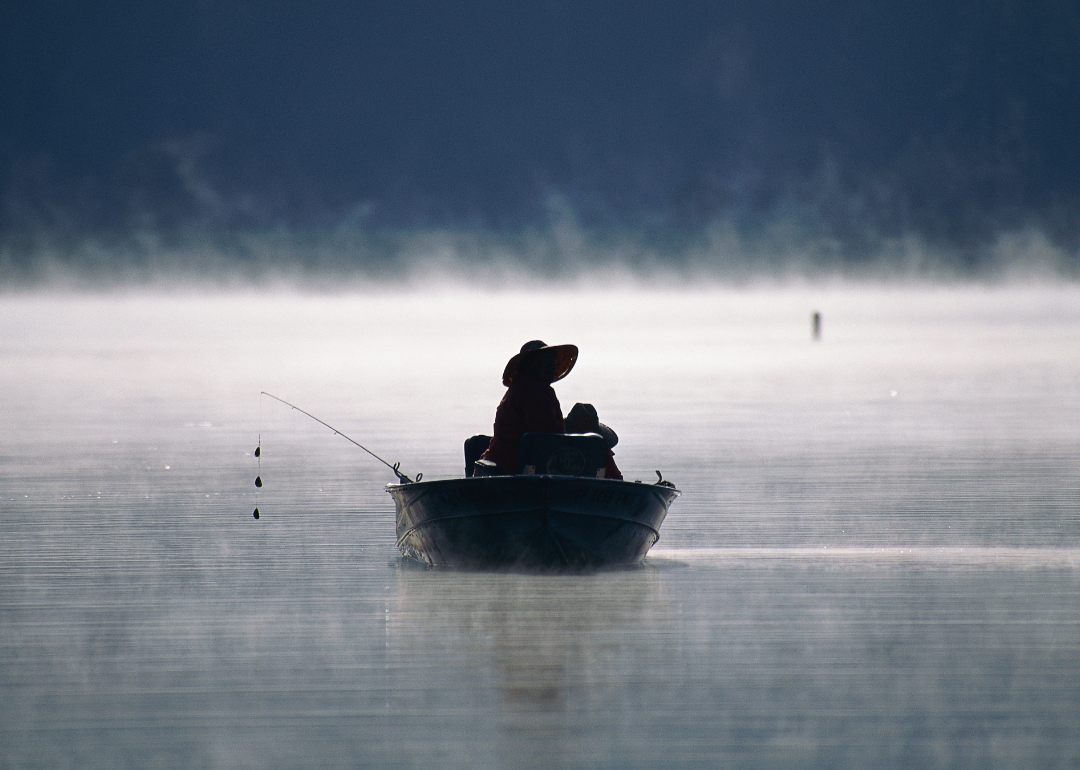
[2,0,1078,277]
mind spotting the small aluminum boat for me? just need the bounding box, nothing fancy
[389,473,679,570]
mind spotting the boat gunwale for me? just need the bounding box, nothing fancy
[386,473,681,496]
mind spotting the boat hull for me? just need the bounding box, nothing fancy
[389,475,679,570]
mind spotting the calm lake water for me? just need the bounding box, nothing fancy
[2,284,1078,768]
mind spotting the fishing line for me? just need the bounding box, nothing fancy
[259,391,417,484]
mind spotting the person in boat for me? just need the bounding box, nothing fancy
[474,340,577,475]
[564,401,623,481]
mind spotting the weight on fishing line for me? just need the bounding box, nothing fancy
[253,434,262,518]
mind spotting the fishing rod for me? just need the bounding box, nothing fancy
[260,391,418,484]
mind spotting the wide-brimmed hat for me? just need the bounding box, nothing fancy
[565,402,619,448]
[502,340,578,386]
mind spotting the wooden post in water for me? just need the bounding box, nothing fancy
[811,310,821,340]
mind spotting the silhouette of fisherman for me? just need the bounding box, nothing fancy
[468,340,577,476]
[564,401,623,480]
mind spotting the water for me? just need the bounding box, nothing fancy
[2,284,1078,768]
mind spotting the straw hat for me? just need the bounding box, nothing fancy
[501,340,578,386]
[565,402,619,448]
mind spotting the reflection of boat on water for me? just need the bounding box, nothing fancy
[389,473,680,570]
[387,548,677,725]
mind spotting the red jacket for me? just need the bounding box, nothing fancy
[480,373,564,474]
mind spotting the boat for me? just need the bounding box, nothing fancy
[388,432,680,570]
[389,475,679,570]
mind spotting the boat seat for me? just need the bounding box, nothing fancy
[516,432,608,478]
[464,434,492,477]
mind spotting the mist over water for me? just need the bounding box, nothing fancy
[3,220,1077,293]
[2,282,1078,767]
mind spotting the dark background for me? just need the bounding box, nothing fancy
[2,0,1078,276]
